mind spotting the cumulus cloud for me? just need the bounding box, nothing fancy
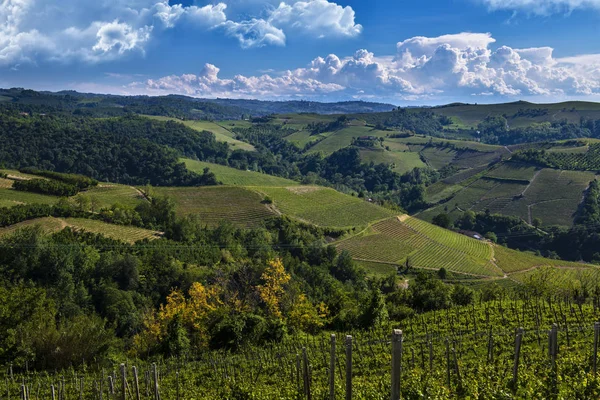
[133,32,600,101]
[141,62,344,97]
[270,0,362,38]
[0,0,362,65]
[222,19,286,49]
[479,0,600,14]
[0,0,232,66]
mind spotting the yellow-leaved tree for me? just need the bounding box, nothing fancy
[257,259,290,319]
[132,282,222,356]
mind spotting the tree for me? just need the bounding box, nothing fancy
[410,272,451,312]
[257,259,291,319]
[533,218,543,228]
[438,267,447,280]
[484,231,498,243]
[451,285,474,306]
[432,213,452,229]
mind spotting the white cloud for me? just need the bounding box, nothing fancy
[479,0,600,14]
[222,19,286,49]
[0,0,363,65]
[133,32,600,102]
[140,62,343,97]
[269,0,362,38]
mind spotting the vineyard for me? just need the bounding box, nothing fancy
[336,217,503,278]
[255,186,396,229]
[83,185,146,209]
[153,186,278,228]
[493,245,592,275]
[182,159,299,187]
[544,143,600,171]
[5,298,600,399]
[0,217,161,243]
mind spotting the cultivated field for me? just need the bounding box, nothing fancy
[308,126,390,155]
[183,159,299,186]
[0,187,58,207]
[153,186,277,228]
[358,149,426,174]
[0,217,160,243]
[255,186,396,228]
[337,216,503,278]
[82,184,146,209]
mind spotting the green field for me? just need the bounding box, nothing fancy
[0,217,160,243]
[153,186,277,228]
[82,184,146,209]
[0,187,58,207]
[358,148,426,174]
[308,126,390,155]
[183,159,299,186]
[493,244,589,274]
[255,186,396,229]
[143,116,255,151]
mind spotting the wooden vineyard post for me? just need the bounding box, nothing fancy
[302,347,311,400]
[296,354,301,394]
[391,329,403,400]
[594,322,600,376]
[51,385,56,400]
[21,384,27,400]
[132,367,141,400]
[445,339,451,389]
[120,364,126,400]
[153,363,160,400]
[513,328,524,387]
[329,334,336,400]
[345,335,353,400]
[550,324,558,369]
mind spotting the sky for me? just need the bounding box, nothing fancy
[2,0,600,105]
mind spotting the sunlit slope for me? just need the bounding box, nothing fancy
[255,186,397,229]
[0,217,160,243]
[336,215,595,279]
[183,159,299,187]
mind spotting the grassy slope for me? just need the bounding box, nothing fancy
[183,159,299,186]
[358,149,426,174]
[255,186,396,229]
[143,115,256,151]
[308,126,390,155]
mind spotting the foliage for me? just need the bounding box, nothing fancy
[13,178,79,197]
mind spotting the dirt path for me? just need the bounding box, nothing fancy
[504,146,513,154]
[131,186,151,202]
[521,169,541,196]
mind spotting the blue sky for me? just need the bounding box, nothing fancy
[2,0,600,105]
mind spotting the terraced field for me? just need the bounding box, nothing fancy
[0,217,160,243]
[337,216,502,277]
[153,186,277,228]
[65,218,161,243]
[255,186,396,228]
[421,164,595,227]
[0,169,46,180]
[183,159,299,186]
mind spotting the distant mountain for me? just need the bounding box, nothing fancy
[0,88,395,120]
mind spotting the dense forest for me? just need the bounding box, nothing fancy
[0,112,224,185]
